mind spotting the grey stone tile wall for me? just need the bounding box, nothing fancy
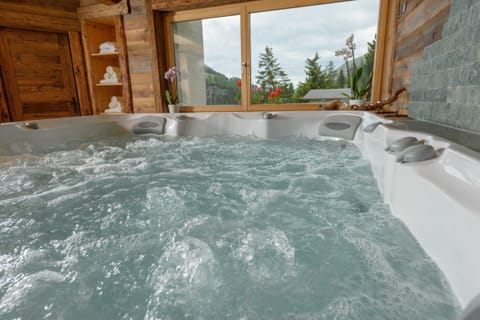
[409,0,480,133]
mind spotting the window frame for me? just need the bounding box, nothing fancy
[163,0,389,112]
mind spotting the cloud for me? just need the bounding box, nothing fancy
[196,0,379,86]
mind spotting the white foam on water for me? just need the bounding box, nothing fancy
[0,270,65,315]
[145,237,222,319]
[0,135,459,319]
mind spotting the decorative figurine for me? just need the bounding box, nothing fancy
[99,41,117,54]
[100,66,119,84]
[104,96,122,113]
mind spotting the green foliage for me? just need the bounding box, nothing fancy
[324,60,337,89]
[336,34,375,100]
[205,66,241,105]
[362,39,376,98]
[363,39,376,81]
[202,38,376,104]
[341,66,372,99]
[294,53,323,101]
[256,46,291,90]
[165,90,173,105]
[336,69,347,88]
[305,53,325,88]
[253,46,295,104]
[294,54,344,101]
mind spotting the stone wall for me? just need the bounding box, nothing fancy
[409,0,480,133]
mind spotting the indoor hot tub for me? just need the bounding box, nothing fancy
[0,111,479,319]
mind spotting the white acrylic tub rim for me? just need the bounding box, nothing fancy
[1,111,480,311]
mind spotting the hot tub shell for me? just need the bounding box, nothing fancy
[1,111,479,308]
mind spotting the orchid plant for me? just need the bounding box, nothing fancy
[164,66,179,105]
[335,34,372,100]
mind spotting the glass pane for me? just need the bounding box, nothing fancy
[172,15,241,106]
[250,0,379,104]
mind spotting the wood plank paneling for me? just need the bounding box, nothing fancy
[0,28,80,120]
[381,0,450,111]
[123,0,161,113]
[396,0,450,42]
[0,1,80,32]
[81,17,132,114]
[395,6,450,61]
[0,1,91,122]
[10,0,79,12]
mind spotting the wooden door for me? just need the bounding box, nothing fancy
[0,28,80,121]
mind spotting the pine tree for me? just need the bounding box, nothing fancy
[360,38,376,98]
[324,60,337,88]
[294,52,325,100]
[256,46,290,90]
[304,52,324,88]
[363,39,376,78]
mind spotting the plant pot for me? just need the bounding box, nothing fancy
[349,99,365,106]
[168,104,180,113]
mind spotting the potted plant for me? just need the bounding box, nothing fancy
[335,34,373,106]
[344,66,372,106]
[164,66,180,113]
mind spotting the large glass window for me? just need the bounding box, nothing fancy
[172,15,241,106]
[164,0,382,111]
[250,0,379,105]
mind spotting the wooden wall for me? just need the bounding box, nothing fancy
[0,0,80,32]
[0,0,454,119]
[0,0,92,122]
[381,0,451,112]
[79,0,162,113]
[123,0,453,114]
[124,0,162,113]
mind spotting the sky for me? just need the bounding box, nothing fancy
[201,0,380,87]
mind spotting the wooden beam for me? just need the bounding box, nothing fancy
[0,29,23,121]
[152,0,256,11]
[96,0,122,5]
[115,16,134,113]
[0,2,78,20]
[373,0,399,102]
[0,0,80,13]
[77,0,130,19]
[80,20,99,114]
[0,68,11,123]
[0,11,80,33]
[0,2,80,32]
[68,32,93,116]
[147,0,165,113]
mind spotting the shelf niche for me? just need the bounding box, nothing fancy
[81,16,132,114]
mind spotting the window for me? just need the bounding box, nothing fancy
[171,15,241,106]
[163,0,385,111]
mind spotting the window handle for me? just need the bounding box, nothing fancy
[242,62,247,74]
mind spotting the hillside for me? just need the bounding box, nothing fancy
[205,66,241,105]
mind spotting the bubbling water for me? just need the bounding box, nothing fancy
[0,135,458,319]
